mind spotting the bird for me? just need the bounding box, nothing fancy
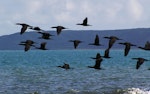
[132,58,149,69]
[103,48,111,58]
[37,31,53,40]
[88,53,103,69]
[77,17,91,26]
[69,40,82,49]
[104,36,122,49]
[57,63,70,70]
[19,40,35,51]
[35,42,47,50]
[20,40,36,45]
[119,42,136,56]
[89,34,102,46]
[138,41,150,50]
[51,26,67,35]
[16,23,31,34]
[29,26,45,32]
[90,53,101,59]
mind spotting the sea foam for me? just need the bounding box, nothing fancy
[123,88,150,94]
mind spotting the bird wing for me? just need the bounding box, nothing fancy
[109,38,116,49]
[136,60,144,69]
[95,35,99,45]
[25,44,31,51]
[83,17,88,25]
[20,25,28,34]
[104,48,110,58]
[57,27,62,35]
[41,42,46,49]
[94,59,103,69]
[74,41,79,49]
[124,44,130,56]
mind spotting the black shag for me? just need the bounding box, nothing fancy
[58,63,70,70]
[69,40,82,49]
[19,40,35,51]
[38,31,53,40]
[138,41,150,50]
[104,36,122,49]
[77,17,91,26]
[16,23,31,35]
[89,34,102,46]
[132,57,149,69]
[35,42,47,50]
[103,48,111,58]
[29,26,45,32]
[88,53,103,69]
[51,26,67,35]
[119,42,136,56]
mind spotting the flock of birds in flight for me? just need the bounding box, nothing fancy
[16,17,150,70]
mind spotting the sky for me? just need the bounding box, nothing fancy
[0,0,150,36]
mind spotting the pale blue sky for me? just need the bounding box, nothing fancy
[0,0,150,36]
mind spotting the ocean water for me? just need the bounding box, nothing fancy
[0,50,150,94]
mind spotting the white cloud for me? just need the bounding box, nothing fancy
[26,1,43,14]
[66,1,75,11]
[0,0,150,35]
[104,2,123,22]
[127,0,143,21]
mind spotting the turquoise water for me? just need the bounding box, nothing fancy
[0,50,150,94]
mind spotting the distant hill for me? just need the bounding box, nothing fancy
[0,28,150,50]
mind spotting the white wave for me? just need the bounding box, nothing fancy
[123,88,150,94]
[65,89,80,94]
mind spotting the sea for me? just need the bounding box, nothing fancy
[0,49,150,94]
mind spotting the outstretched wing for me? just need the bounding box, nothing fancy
[83,17,88,25]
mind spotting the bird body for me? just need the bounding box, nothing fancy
[119,42,136,56]
[88,53,103,69]
[69,40,82,49]
[38,32,53,40]
[35,42,47,50]
[19,40,35,51]
[77,17,91,26]
[58,63,70,70]
[29,26,45,31]
[51,26,67,35]
[138,41,150,50]
[20,40,35,45]
[132,58,149,69]
[104,36,121,49]
[103,48,111,58]
[16,23,31,34]
[89,34,102,46]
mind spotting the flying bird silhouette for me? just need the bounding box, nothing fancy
[37,31,53,40]
[138,41,150,50]
[119,42,136,56]
[89,34,102,46]
[132,57,149,69]
[104,36,122,49]
[51,26,67,35]
[16,23,32,35]
[57,63,70,70]
[88,53,103,69]
[19,40,35,51]
[29,26,45,32]
[103,48,111,58]
[20,40,36,45]
[77,17,91,26]
[35,42,47,50]
[69,40,82,49]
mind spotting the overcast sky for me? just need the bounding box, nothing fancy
[0,0,150,36]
